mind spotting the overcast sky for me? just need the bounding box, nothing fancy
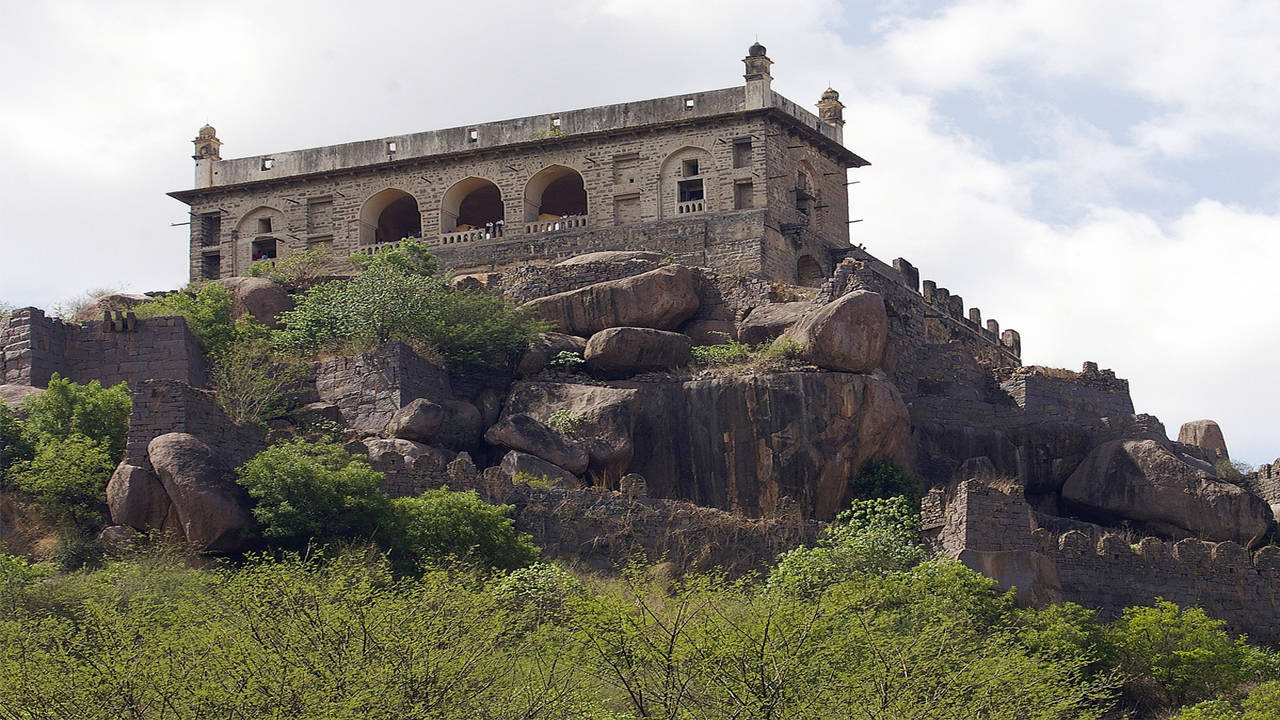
[0,0,1276,464]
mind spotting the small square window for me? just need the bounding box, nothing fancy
[260,157,274,170]
[551,117,561,128]
[257,217,272,234]
[386,141,397,152]
[682,159,699,177]
[684,98,695,111]
[468,129,478,142]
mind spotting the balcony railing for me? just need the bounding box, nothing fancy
[676,199,705,215]
[524,214,588,234]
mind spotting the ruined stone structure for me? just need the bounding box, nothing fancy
[930,479,1280,645]
[0,308,205,390]
[169,44,865,286]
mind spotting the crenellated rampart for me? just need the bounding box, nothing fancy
[937,479,1280,644]
[0,308,205,390]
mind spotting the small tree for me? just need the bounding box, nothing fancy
[21,374,131,460]
[210,329,309,426]
[133,283,238,358]
[236,439,392,549]
[388,489,539,573]
[9,434,113,529]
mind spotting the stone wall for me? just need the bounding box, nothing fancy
[313,342,452,432]
[814,253,1021,398]
[1245,461,1280,506]
[999,363,1135,423]
[939,479,1280,644]
[0,308,205,390]
[123,379,264,469]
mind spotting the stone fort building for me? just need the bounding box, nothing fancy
[170,44,866,286]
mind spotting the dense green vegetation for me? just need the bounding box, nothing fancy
[1,376,130,532]
[275,241,546,366]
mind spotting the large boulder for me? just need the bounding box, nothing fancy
[1062,438,1272,545]
[500,381,638,486]
[781,290,887,373]
[737,302,814,345]
[0,384,43,411]
[556,250,666,266]
[624,371,911,519]
[146,433,252,551]
[585,327,691,378]
[498,450,579,486]
[515,332,588,378]
[217,277,294,328]
[521,265,700,335]
[106,462,176,532]
[385,398,444,442]
[484,414,589,474]
[1178,419,1229,460]
[72,293,151,322]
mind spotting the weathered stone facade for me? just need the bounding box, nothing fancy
[170,46,865,286]
[0,308,205,390]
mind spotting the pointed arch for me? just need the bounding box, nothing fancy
[796,254,825,287]
[233,205,286,274]
[658,146,714,219]
[523,165,587,222]
[359,188,422,246]
[440,177,504,233]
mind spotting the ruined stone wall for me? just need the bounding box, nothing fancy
[1246,462,1280,506]
[124,379,264,468]
[999,364,1135,423]
[0,308,205,390]
[814,254,1021,398]
[313,343,452,433]
[941,480,1280,644]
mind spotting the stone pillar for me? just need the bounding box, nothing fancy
[892,258,919,293]
[743,42,773,110]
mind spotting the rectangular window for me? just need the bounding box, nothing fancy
[251,237,277,261]
[306,197,333,234]
[682,158,699,177]
[612,153,640,185]
[732,139,752,169]
[684,98,695,111]
[260,157,273,170]
[257,217,272,234]
[734,181,754,210]
[468,128,478,142]
[386,141,397,152]
[199,213,221,246]
[678,179,704,203]
[201,253,221,280]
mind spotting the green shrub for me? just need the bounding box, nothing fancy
[1175,700,1244,720]
[770,494,924,594]
[1108,600,1255,707]
[276,258,545,366]
[236,439,392,549]
[547,350,585,372]
[133,283,238,358]
[349,238,438,277]
[21,374,131,460]
[1243,681,1280,720]
[10,434,114,529]
[210,329,309,426]
[0,406,34,490]
[690,335,754,366]
[761,336,804,361]
[547,409,589,437]
[388,489,538,572]
[849,459,921,509]
[248,246,340,290]
[492,562,586,624]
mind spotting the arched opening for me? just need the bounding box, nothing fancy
[523,165,587,222]
[359,188,421,246]
[796,254,825,287]
[233,206,286,274]
[796,168,815,218]
[658,146,714,219]
[441,177,504,234]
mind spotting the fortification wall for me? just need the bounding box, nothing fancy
[313,342,453,433]
[814,253,1021,398]
[940,480,1280,644]
[124,379,264,469]
[998,363,1135,422]
[1246,462,1280,506]
[0,308,205,390]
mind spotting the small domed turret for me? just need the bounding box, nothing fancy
[748,41,767,57]
[821,87,839,102]
[197,124,217,140]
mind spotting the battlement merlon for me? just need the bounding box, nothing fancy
[170,87,868,198]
